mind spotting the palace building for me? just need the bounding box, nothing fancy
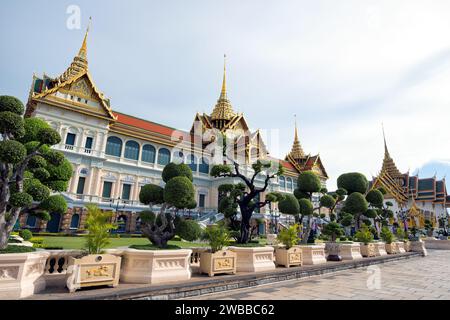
[371,131,450,229]
[21,27,328,234]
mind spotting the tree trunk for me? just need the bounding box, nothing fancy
[238,207,252,244]
[0,222,8,250]
[301,216,312,244]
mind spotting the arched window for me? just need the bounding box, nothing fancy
[199,157,210,174]
[157,148,171,166]
[70,214,80,229]
[26,215,37,228]
[279,176,286,189]
[142,144,156,163]
[105,136,123,157]
[124,140,140,160]
[287,178,293,191]
[187,155,198,172]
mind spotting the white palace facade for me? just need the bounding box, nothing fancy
[20,28,329,234]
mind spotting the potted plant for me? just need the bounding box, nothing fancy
[355,224,376,257]
[381,226,397,254]
[66,204,122,293]
[275,224,302,267]
[394,228,406,253]
[322,222,346,261]
[199,225,236,277]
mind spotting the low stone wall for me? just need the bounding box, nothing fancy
[424,240,450,250]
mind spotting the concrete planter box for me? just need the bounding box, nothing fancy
[199,250,236,277]
[424,239,450,250]
[229,246,276,272]
[66,254,122,293]
[360,243,376,257]
[410,240,427,256]
[119,249,192,284]
[275,246,302,268]
[396,242,406,253]
[373,242,388,256]
[0,251,49,299]
[298,244,327,265]
[404,241,411,252]
[386,243,398,254]
[336,243,363,261]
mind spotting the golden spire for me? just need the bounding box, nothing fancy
[56,17,91,83]
[211,54,236,123]
[289,115,306,160]
[381,124,402,178]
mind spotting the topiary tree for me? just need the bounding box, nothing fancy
[139,163,196,248]
[211,159,284,244]
[342,192,368,230]
[0,96,72,249]
[293,171,322,243]
[322,222,344,242]
[278,194,300,222]
[337,172,369,195]
[175,218,203,242]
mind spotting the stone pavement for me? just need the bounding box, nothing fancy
[184,250,450,300]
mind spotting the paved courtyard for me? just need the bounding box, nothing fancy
[184,250,450,300]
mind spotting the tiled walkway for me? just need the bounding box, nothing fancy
[184,250,450,300]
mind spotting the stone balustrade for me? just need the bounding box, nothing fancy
[43,250,84,288]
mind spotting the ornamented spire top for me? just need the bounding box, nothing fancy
[289,115,306,160]
[56,17,91,83]
[211,55,236,122]
[381,124,402,178]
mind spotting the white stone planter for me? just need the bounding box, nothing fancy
[373,242,388,256]
[410,240,428,256]
[360,243,376,257]
[275,246,302,268]
[424,239,450,250]
[298,244,327,265]
[0,251,49,299]
[229,246,276,272]
[386,243,398,254]
[396,242,406,253]
[119,249,192,284]
[404,241,411,252]
[66,254,122,293]
[337,243,363,261]
[199,250,236,277]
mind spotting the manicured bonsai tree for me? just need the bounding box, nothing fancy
[278,224,300,249]
[354,224,374,245]
[202,225,230,253]
[0,95,72,250]
[380,226,394,244]
[342,192,368,230]
[337,172,369,195]
[293,171,321,243]
[139,163,196,248]
[322,222,344,242]
[278,194,300,223]
[211,159,284,244]
[84,204,117,254]
[175,217,203,242]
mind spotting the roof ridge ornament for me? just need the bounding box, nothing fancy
[288,114,306,160]
[211,54,237,124]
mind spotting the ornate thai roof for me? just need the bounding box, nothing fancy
[211,57,236,122]
[288,120,306,160]
[381,133,402,178]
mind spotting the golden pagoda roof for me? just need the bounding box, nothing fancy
[381,126,402,178]
[56,18,91,84]
[289,118,306,159]
[211,56,236,121]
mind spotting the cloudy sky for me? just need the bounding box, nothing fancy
[1,0,450,190]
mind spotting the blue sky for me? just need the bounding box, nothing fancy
[1,0,450,190]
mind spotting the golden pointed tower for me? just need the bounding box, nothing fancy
[211,55,236,128]
[56,18,91,83]
[289,115,306,160]
[381,124,402,178]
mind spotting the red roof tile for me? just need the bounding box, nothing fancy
[113,112,187,137]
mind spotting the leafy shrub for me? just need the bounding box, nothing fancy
[278,224,300,249]
[354,224,374,244]
[322,222,344,242]
[0,246,36,254]
[202,225,230,253]
[84,204,117,254]
[176,219,202,242]
[380,226,394,244]
[19,229,33,241]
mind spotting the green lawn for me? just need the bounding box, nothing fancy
[38,236,208,250]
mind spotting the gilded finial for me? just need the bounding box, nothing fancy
[211,54,236,123]
[289,115,305,160]
[220,54,227,100]
[78,17,91,59]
